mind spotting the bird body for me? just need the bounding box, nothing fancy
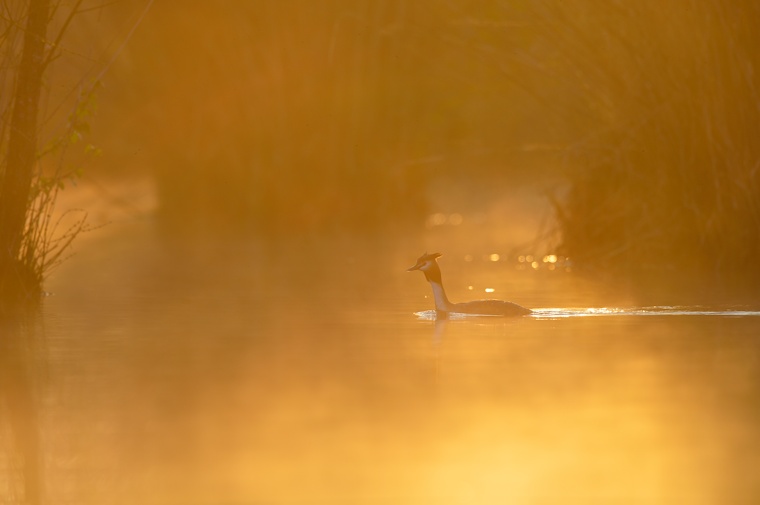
[408,252,531,317]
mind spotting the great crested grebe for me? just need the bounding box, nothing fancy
[408,252,531,317]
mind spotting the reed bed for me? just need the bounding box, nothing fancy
[125,1,447,233]
[45,1,760,294]
[523,1,760,291]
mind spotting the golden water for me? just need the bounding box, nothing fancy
[2,220,759,505]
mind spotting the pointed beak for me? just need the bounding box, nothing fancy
[407,262,423,272]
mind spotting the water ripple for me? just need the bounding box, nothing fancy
[414,307,760,320]
[530,307,760,319]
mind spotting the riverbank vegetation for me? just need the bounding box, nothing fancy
[17,0,759,298]
[110,1,759,293]
[521,1,760,292]
[0,1,145,301]
[0,0,57,301]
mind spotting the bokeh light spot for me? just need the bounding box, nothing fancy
[448,213,463,225]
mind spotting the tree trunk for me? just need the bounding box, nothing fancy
[0,0,51,299]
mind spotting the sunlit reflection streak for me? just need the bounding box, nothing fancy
[530,307,760,319]
[416,308,760,321]
[414,310,508,320]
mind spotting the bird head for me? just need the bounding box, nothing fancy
[407,252,442,273]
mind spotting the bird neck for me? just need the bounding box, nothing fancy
[428,280,453,312]
[422,262,442,284]
[424,264,453,311]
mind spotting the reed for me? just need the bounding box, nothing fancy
[527,1,760,291]
[77,0,760,296]
[128,1,442,233]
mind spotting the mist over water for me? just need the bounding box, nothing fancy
[2,1,760,503]
[0,213,756,505]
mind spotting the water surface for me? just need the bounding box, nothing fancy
[3,221,759,504]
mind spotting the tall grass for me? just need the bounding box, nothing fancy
[122,1,456,233]
[74,0,760,295]
[112,1,553,234]
[523,1,760,291]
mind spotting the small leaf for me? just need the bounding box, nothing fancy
[84,144,102,157]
